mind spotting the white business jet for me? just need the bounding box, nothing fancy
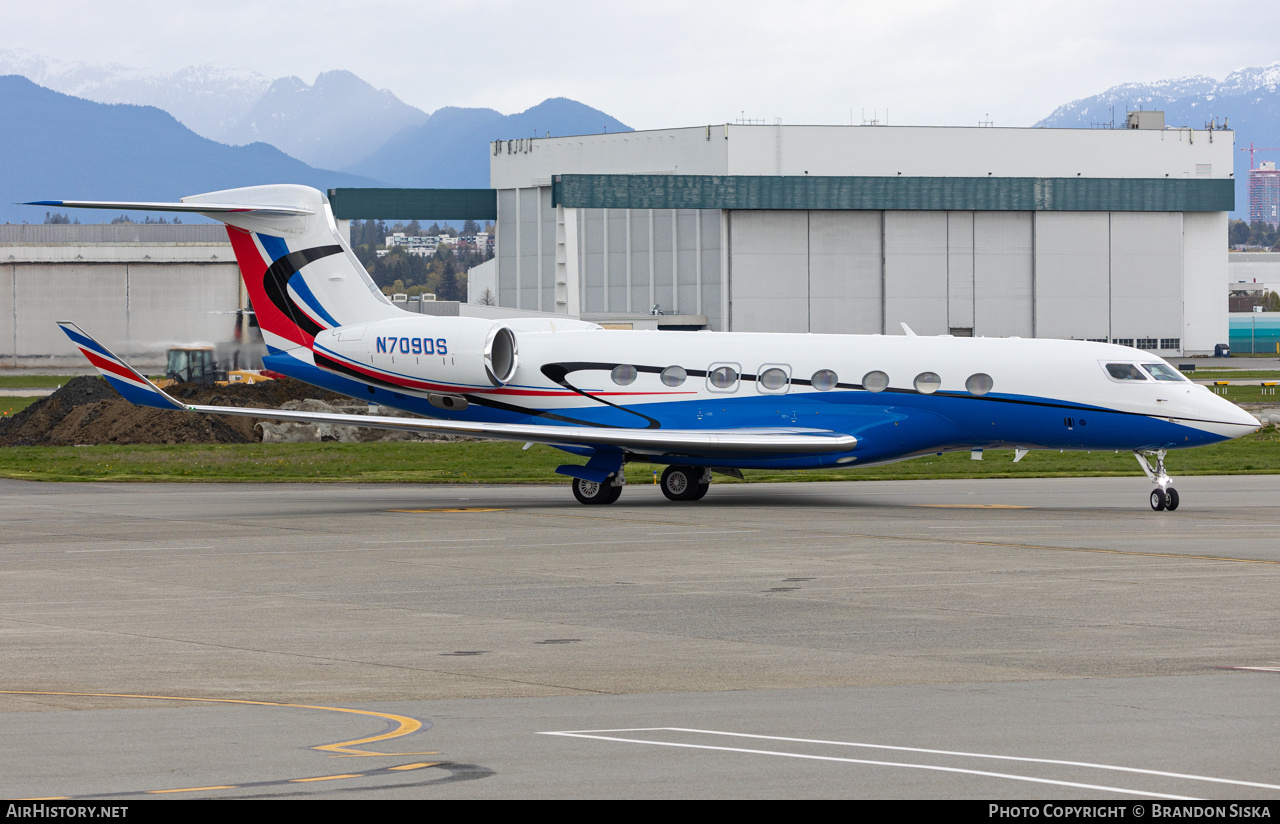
[33,185,1259,510]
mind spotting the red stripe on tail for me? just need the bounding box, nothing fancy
[224,227,310,349]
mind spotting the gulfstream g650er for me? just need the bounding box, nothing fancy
[33,185,1259,509]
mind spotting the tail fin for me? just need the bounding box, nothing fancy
[193,185,399,354]
[31,186,400,354]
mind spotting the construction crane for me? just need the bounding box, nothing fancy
[1240,142,1280,170]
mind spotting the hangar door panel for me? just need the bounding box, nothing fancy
[885,212,948,336]
[128,265,242,359]
[0,264,12,359]
[729,210,808,332]
[808,211,882,334]
[16,264,128,357]
[947,212,974,330]
[974,212,1032,338]
[581,209,605,312]
[628,210,652,315]
[1110,213,1182,346]
[497,189,518,308]
[1034,213,1109,341]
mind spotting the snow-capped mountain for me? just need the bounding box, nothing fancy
[1037,62,1280,217]
[223,70,429,170]
[0,49,270,142]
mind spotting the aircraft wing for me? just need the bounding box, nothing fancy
[58,323,857,457]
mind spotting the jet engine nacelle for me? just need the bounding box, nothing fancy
[313,316,518,393]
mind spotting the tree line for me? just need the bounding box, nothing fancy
[347,219,495,303]
[1230,220,1280,251]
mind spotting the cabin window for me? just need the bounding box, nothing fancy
[1104,363,1148,381]
[611,365,638,386]
[660,365,687,387]
[862,371,889,393]
[811,370,838,391]
[757,366,790,393]
[914,372,942,395]
[965,373,993,396]
[1141,363,1186,382]
[707,364,740,392]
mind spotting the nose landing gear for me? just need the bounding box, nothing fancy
[1135,449,1179,512]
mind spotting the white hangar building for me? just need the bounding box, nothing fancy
[488,119,1235,354]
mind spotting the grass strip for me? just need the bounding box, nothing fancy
[1,397,43,417]
[0,376,84,389]
[0,426,1277,484]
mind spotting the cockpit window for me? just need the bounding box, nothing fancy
[1105,363,1147,381]
[1141,363,1186,382]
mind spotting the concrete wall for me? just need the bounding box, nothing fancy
[493,124,1234,189]
[717,209,1210,352]
[0,225,243,368]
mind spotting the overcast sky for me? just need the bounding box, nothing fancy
[4,0,1278,129]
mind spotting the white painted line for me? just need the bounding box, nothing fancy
[64,546,215,553]
[543,727,1280,792]
[539,731,1194,799]
[645,530,760,536]
[359,538,490,544]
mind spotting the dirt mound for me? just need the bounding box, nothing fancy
[0,376,350,447]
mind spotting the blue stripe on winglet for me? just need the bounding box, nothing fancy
[58,324,113,359]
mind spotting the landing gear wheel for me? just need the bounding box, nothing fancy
[573,478,620,505]
[1136,450,1180,513]
[690,482,710,501]
[660,466,699,502]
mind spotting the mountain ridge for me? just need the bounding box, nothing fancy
[0,75,381,224]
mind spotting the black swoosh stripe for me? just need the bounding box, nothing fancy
[263,245,344,337]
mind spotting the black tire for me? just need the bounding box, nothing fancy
[1165,487,1179,511]
[690,482,710,501]
[573,477,617,505]
[1149,488,1167,511]
[660,466,699,502]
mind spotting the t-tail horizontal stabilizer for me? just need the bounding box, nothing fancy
[25,200,313,216]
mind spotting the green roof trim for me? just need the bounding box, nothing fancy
[327,188,497,220]
[552,175,1234,212]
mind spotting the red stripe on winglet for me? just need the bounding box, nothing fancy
[82,349,144,385]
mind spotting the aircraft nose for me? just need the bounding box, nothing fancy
[1204,390,1261,434]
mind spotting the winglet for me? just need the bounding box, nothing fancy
[900,322,917,337]
[57,322,184,410]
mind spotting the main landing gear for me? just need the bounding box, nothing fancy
[571,477,623,505]
[1134,449,1180,512]
[659,465,711,502]
[568,464,715,505]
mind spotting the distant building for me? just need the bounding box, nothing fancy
[384,232,492,256]
[0,224,251,369]
[1249,160,1280,228]
[489,116,1234,353]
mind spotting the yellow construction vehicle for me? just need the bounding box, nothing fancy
[153,346,273,388]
